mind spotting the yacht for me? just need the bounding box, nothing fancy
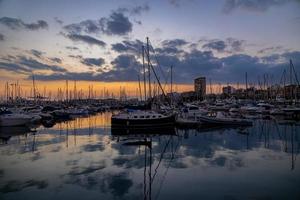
[197,112,253,126]
[0,110,32,127]
[111,110,176,129]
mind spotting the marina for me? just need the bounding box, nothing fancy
[1,0,300,199]
[0,111,299,200]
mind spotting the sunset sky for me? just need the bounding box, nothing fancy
[0,0,300,98]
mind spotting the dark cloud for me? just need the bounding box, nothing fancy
[202,38,245,53]
[222,0,296,13]
[18,56,67,72]
[81,57,105,67]
[29,49,44,58]
[100,11,133,35]
[0,17,48,30]
[54,17,63,25]
[0,55,67,74]
[33,54,141,82]
[0,62,31,73]
[49,57,62,63]
[0,33,4,41]
[63,11,132,36]
[111,39,143,55]
[64,20,101,34]
[63,33,106,47]
[111,54,140,69]
[65,46,79,51]
[168,0,182,7]
[203,40,227,52]
[117,4,150,15]
[258,46,283,54]
[162,39,188,48]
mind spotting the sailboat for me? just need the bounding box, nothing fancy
[111,37,176,131]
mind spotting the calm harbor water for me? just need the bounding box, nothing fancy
[0,112,299,200]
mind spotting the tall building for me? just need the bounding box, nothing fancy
[194,77,206,99]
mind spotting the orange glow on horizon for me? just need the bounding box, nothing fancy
[0,80,249,100]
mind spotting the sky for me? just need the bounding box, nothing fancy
[0,0,300,97]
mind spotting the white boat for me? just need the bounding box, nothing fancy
[197,112,253,126]
[182,104,208,118]
[0,111,32,127]
[269,108,285,115]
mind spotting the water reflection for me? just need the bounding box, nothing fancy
[0,112,299,200]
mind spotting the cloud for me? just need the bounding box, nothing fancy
[0,62,31,73]
[222,0,296,13]
[29,49,44,58]
[63,11,133,36]
[168,0,182,7]
[64,20,101,34]
[54,17,63,25]
[202,38,245,53]
[111,54,140,69]
[258,46,283,54]
[0,17,48,30]
[81,57,105,67]
[18,56,66,72]
[65,46,79,51]
[162,39,188,48]
[0,33,4,41]
[111,39,143,55]
[100,11,133,35]
[33,54,141,82]
[117,4,150,15]
[49,57,62,63]
[63,33,106,47]
[203,40,227,52]
[0,55,67,74]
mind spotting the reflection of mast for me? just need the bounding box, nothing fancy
[66,122,69,148]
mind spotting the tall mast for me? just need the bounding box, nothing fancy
[66,80,69,102]
[209,78,212,94]
[138,74,142,100]
[170,65,173,94]
[32,73,36,103]
[245,72,248,98]
[142,45,147,101]
[146,37,152,99]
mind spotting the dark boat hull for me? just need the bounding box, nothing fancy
[111,114,176,129]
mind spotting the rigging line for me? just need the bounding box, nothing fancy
[290,59,300,86]
[145,135,172,197]
[148,40,168,84]
[151,136,172,183]
[148,58,170,104]
[154,135,181,200]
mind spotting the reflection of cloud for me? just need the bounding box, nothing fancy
[0,179,48,193]
[81,143,104,152]
[0,169,4,178]
[109,173,133,197]
[68,162,106,176]
[30,152,43,161]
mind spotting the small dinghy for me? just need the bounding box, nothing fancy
[197,112,253,127]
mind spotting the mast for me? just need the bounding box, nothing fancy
[245,72,248,98]
[209,78,212,94]
[32,73,36,103]
[138,74,142,100]
[146,37,152,99]
[170,65,173,105]
[142,45,147,101]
